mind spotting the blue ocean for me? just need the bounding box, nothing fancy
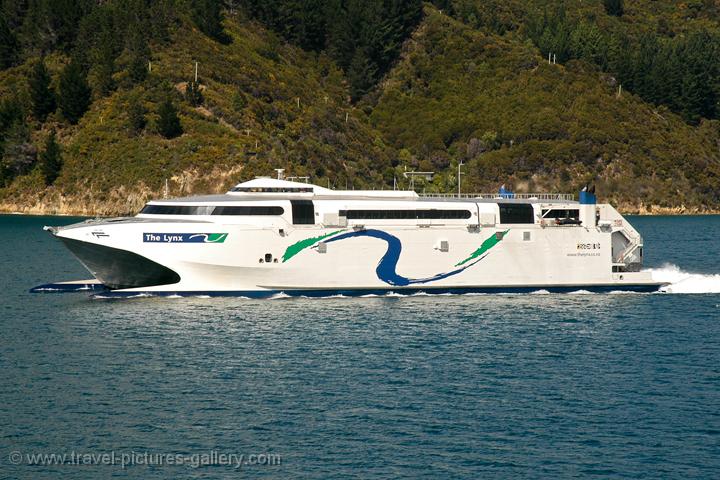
[1,214,719,478]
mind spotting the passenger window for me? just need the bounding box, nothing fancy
[291,200,315,225]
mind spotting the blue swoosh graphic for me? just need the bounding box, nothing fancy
[324,229,485,286]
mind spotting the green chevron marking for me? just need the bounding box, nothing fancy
[282,230,345,262]
[455,230,509,267]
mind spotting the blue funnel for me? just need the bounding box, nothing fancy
[579,191,596,204]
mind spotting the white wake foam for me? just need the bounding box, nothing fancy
[646,264,720,294]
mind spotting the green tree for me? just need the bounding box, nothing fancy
[126,24,150,84]
[0,14,18,69]
[20,0,94,53]
[232,89,247,111]
[39,129,62,185]
[157,97,182,138]
[243,0,424,101]
[603,0,624,17]
[185,79,204,107]
[57,60,91,124]
[606,33,630,77]
[127,96,146,135]
[190,0,229,43]
[347,47,378,101]
[0,99,35,183]
[276,0,327,51]
[29,58,56,121]
[0,97,24,135]
[569,21,607,65]
[88,29,116,97]
[72,4,118,73]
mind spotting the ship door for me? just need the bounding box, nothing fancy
[291,200,315,225]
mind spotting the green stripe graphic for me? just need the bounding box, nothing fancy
[455,230,509,266]
[282,230,345,262]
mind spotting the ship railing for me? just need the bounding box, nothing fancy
[418,192,575,201]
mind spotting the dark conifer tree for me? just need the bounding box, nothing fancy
[126,24,150,84]
[88,27,116,97]
[128,96,146,135]
[39,129,62,185]
[185,80,204,107]
[0,14,18,69]
[57,60,91,124]
[378,0,422,72]
[23,0,94,53]
[0,98,23,185]
[276,0,327,51]
[347,48,378,101]
[157,98,182,139]
[0,99,35,181]
[242,0,425,101]
[0,97,24,139]
[29,58,56,121]
[606,33,630,79]
[190,0,229,43]
[325,1,356,70]
[603,0,624,17]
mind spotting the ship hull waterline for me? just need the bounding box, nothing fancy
[36,233,666,297]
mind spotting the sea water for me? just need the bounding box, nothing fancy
[1,214,719,478]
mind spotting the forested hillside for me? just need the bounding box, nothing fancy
[1,0,720,214]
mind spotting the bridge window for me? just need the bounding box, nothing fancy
[498,203,534,224]
[212,206,284,215]
[339,210,471,220]
[140,205,204,215]
[231,186,313,193]
[140,205,284,215]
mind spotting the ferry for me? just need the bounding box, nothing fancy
[38,177,663,296]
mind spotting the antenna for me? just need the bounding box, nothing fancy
[274,168,285,180]
[458,161,463,197]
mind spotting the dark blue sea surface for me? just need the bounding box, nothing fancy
[1,214,719,478]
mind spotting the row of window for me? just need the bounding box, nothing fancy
[140,205,474,220]
[230,186,314,193]
[140,205,285,216]
[339,209,472,220]
[140,203,564,225]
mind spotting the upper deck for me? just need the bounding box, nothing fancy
[149,178,577,206]
[134,178,586,230]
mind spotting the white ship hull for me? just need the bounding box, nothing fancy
[42,179,663,296]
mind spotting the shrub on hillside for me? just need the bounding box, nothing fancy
[157,98,182,139]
